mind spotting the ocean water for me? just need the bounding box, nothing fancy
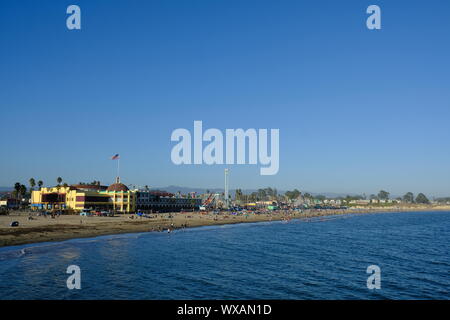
[0,211,449,300]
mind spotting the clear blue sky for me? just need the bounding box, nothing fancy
[1,0,449,197]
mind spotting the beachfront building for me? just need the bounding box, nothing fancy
[30,178,203,213]
[136,190,201,212]
[31,178,136,213]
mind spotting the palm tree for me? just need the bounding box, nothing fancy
[38,180,43,189]
[29,178,36,193]
[14,182,21,200]
[13,184,27,205]
[19,184,27,200]
[55,178,63,208]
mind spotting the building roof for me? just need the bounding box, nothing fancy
[107,183,129,192]
[71,184,107,191]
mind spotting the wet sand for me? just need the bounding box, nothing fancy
[1,206,449,247]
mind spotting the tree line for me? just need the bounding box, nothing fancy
[232,187,431,204]
[10,177,64,201]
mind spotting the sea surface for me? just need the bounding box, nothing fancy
[0,211,449,299]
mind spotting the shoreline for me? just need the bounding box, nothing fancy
[1,206,449,248]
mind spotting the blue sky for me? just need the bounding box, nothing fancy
[1,0,449,197]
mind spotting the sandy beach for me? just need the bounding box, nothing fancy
[1,206,449,247]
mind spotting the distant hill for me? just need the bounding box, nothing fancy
[0,187,11,192]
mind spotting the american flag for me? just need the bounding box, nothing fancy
[111,154,120,160]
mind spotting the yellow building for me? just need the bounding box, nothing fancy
[31,178,136,213]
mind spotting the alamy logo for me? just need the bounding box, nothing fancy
[66,265,81,290]
[366,265,381,289]
[171,121,279,175]
[66,5,81,30]
[366,5,381,30]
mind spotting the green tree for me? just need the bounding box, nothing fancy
[257,189,267,201]
[378,190,390,200]
[14,182,21,200]
[285,189,301,200]
[38,180,43,189]
[57,177,63,186]
[264,187,273,199]
[402,192,414,203]
[29,178,36,192]
[19,184,27,199]
[415,193,430,204]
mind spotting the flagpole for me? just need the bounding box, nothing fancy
[118,158,120,180]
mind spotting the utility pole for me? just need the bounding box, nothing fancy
[224,168,229,209]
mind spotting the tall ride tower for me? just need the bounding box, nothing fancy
[224,168,229,209]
